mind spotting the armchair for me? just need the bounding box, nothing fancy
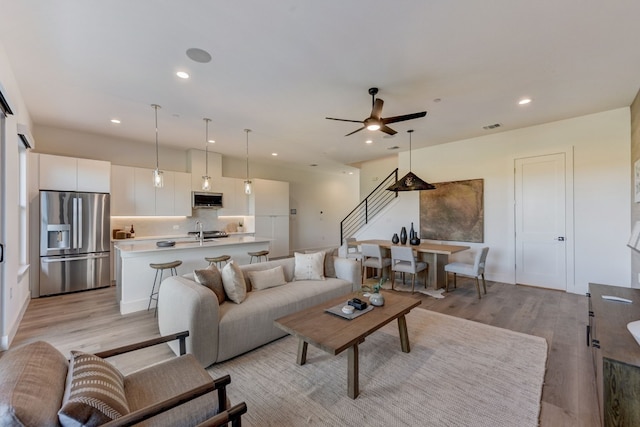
[0,332,247,427]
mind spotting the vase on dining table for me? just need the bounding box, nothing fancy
[400,227,407,245]
[392,233,400,244]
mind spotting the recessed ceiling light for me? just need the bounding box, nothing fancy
[365,140,373,144]
[518,98,532,105]
[387,146,400,150]
[271,153,278,156]
[176,71,190,79]
[110,119,121,124]
[186,48,212,63]
[348,172,354,175]
[310,164,318,167]
[208,139,215,143]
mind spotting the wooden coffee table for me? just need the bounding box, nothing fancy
[274,291,421,399]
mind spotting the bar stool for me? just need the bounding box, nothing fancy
[148,260,182,316]
[248,250,269,263]
[205,255,231,269]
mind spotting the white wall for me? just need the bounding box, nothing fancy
[0,41,33,349]
[356,155,398,199]
[358,108,631,295]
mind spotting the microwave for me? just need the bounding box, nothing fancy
[192,192,223,209]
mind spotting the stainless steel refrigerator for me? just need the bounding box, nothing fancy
[39,190,110,296]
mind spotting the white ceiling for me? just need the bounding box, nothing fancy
[2,1,640,174]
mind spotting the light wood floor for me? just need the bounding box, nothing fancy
[4,278,599,426]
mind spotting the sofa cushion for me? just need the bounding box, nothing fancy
[248,265,286,290]
[221,261,247,304]
[194,265,226,304]
[58,351,129,426]
[0,341,68,427]
[294,252,325,281]
[305,247,338,278]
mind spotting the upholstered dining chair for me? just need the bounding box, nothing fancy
[390,245,429,293]
[345,237,363,261]
[445,247,490,299]
[360,243,392,284]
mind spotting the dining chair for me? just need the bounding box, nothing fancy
[390,245,429,293]
[360,243,392,284]
[445,247,490,299]
[345,237,363,261]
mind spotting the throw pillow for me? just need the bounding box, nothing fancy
[305,248,338,278]
[221,261,247,304]
[294,251,325,281]
[58,351,129,427]
[194,265,226,304]
[248,265,286,290]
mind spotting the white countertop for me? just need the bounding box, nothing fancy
[114,235,271,256]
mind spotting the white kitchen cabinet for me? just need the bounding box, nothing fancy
[255,215,289,258]
[133,168,156,216]
[219,177,249,216]
[174,172,192,216]
[39,154,110,192]
[110,165,135,215]
[77,159,111,192]
[112,166,191,216]
[155,171,175,216]
[250,178,289,216]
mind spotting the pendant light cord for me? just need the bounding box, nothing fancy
[152,104,161,170]
[408,129,413,172]
[204,118,211,176]
[245,129,251,180]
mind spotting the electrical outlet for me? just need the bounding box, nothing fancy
[173,225,180,230]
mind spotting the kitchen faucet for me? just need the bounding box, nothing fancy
[195,221,203,244]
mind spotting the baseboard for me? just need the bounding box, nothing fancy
[1,292,30,350]
[120,298,151,315]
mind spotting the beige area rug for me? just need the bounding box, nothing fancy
[207,308,547,426]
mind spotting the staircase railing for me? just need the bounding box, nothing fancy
[340,168,398,244]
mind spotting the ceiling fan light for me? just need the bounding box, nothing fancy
[367,123,381,131]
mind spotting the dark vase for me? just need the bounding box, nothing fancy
[400,227,407,245]
[392,233,400,244]
[410,222,416,239]
[410,235,420,246]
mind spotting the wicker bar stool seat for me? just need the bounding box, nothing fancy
[148,260,182,316]
[248,250,269,263]
[205,254,231,268]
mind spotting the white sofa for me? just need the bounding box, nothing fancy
[158,254,361,367]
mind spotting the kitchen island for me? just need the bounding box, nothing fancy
[114,236,271,314]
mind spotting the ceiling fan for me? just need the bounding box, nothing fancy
[326,87,427,137]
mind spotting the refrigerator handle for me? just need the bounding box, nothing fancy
[77,198,83,248]
[0,243,4,262]
[72,198,78,249]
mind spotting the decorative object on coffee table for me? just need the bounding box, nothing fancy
[369,278,385,306]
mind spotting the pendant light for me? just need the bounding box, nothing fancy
[386,130,435,192]
[202,118,212,191]
[151,104,164,188]
[244,129,252,195]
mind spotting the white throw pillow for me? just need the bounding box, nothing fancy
[248,266,286,290]
[221,261,247,304]
[294,251,325,281]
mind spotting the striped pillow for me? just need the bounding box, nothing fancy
[58,351,129,426]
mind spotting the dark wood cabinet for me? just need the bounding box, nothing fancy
[588,283,640,426]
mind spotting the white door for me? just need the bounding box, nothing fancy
[515,153,567,290]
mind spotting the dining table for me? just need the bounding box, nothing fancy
[355,239,470,289]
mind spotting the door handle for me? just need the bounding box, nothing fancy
[555,237,565,241]
[0,243,3,262]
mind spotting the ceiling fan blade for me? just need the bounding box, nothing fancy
[382,111,427,124]
[380,125,397,135]
[371,98,384,119]
[345,126,366,136]
[326,117,365,123]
